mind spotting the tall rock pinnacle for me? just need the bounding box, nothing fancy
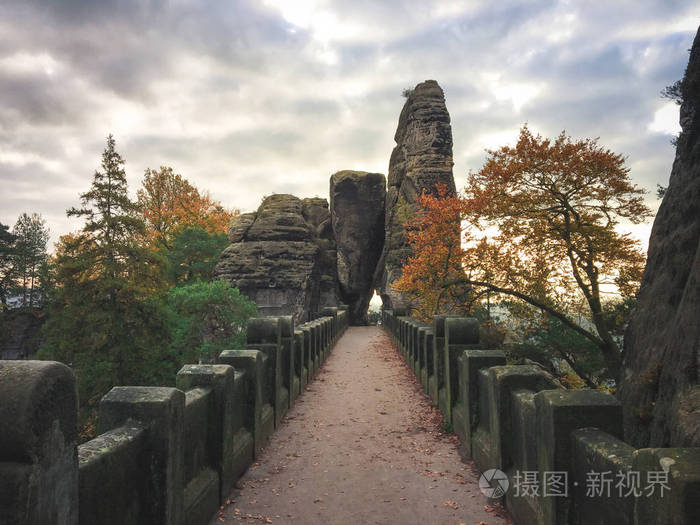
[374,79,456,310]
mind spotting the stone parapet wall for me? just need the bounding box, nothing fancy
[0,310,349,525]
[382,309,700,525]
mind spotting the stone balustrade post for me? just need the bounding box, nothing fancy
[219,349,272,457]
[246,317,286,427]
[176,364,240,503]
[0,361,79,525]
[454,349,506,457]
[534,389,623,525]
[98,386,186,525]
[279,316,296,408]
[443,317,480,425]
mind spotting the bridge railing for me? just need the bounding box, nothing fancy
[0,307,349,525]
[382,309,700,525]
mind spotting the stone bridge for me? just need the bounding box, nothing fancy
[3,53,700,524]
[2,309,699,524]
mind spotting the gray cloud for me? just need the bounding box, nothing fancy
[0,0,696,249]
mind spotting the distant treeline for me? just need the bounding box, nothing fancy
[1,135,256,439]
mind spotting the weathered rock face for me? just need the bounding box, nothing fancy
[619,28,700,448]
[228,212,256,243]
[375,80,456,309]
[330,171,386,324]
[302,197,341,310]
[214,194,338,324]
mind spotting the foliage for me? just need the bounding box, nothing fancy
[393,184,472,321]
[660,79,683,105]
[0,222,16,308]
[395,125,651,379]
[507,311,607,387]
[367,309,382,325]
[167,279,256,364]
[166,227,229,285]
[40,135,174,422]
[137,166,236,250]
[11,212,50,308]
[402,87,414,98]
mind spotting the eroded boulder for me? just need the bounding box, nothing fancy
[330,170,386,324]
[215,194,338,323]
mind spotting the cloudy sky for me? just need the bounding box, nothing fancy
[0,0,697,249]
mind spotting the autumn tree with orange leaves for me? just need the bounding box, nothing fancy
[395,126,651,378]
[137,166,236,250]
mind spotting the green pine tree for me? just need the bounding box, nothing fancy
[12,212,50,308]
[167,279,256,364]
[166,227,229,285]
[0,222,16,309]
[40,135,173,424]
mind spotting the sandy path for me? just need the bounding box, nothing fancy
[212,326,509,525]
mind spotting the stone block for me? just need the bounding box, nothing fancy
[570,428,635,525]
[294,330,305,393]
[444,317,480,425]
[322,316,332,355]
[246,317,282,347]
[418,326,429,390]
[246,317,286,426]
[176,364,240,502]
[535,389,623,525]
[244,341,287,427]
[301,325,314,379]
[398,317,410,355]
[99,386,186,525]
[0,360,78,525]
[472,365,560,473]
[78,424,147,525]
[309,322,320,374]
[433,315,458,418]
[219,350,273,457]
[410,321,418,372]
[320,307,338,343]
[632,447,700,525]
[182,467,219,525]
[454,349,506,457]
[182,387,218,525]
[505,389,540,525]
[230,371,255,477]
[425,329,438,404]
[279,316,295,408]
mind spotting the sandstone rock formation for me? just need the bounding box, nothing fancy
[619,28,700,448]
[215,194,338,324]
[330,171,386,324]
[302,198,341,310]
[375,80,456,309]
